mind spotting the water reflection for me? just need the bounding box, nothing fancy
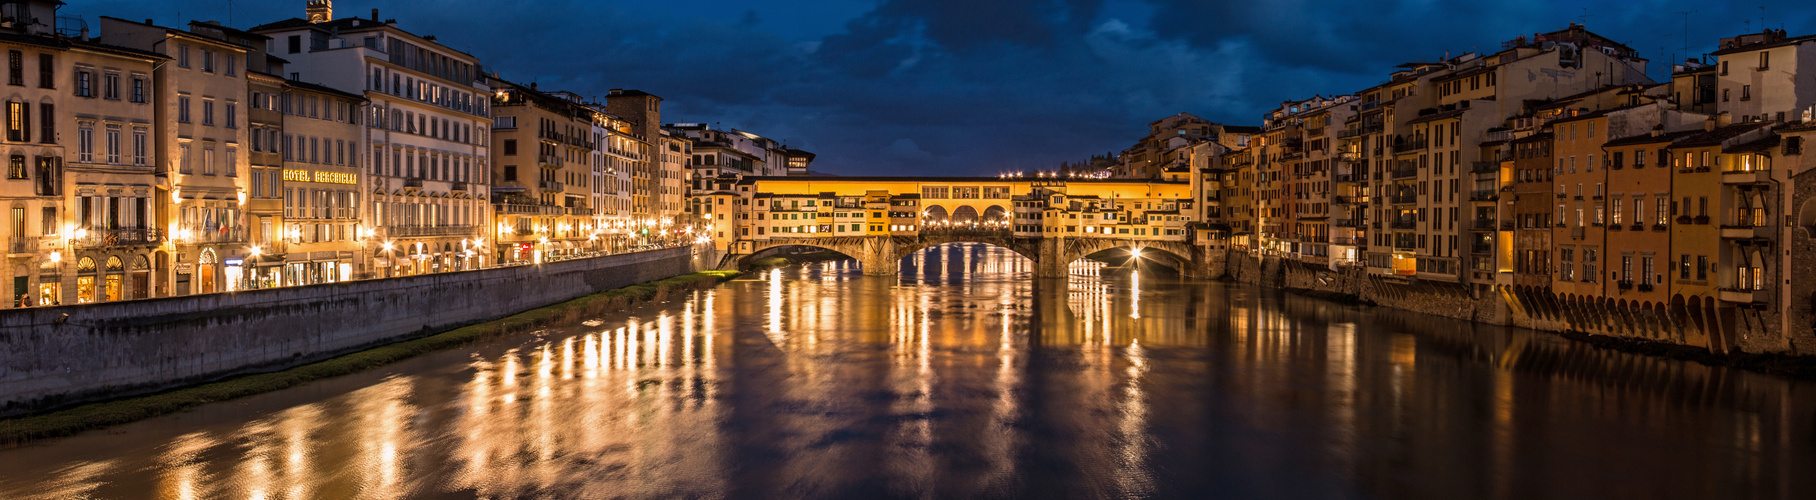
[0,243,1812,499]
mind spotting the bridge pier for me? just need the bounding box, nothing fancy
[1036,237,1067,279]
[859,236,900,276]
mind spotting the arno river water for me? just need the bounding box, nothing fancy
[0,243,1812,499]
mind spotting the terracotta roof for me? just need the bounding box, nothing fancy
[1672,122,1772,148]
[1602,130,1700,147]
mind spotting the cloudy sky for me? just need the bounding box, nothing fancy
[71,0,1816,176]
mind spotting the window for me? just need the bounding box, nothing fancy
[177,45,190,68]
[224,54,235,77]
[103,73,119,99]
[105,127,119,164]
[225,103,236,129]
[177,96,191,124]
[5,154,21,179]
[74,71,91,97]
[1759,51,1770,70]
[201,50,215,73]
[4,101,25,142]
[131,78,145,103]
[1723,89,1731,102]
[202,148,215,175]
[178,144,191,174]
[133,129,147,165]
[1741,85,1751,101]
[288,35,301,54]
[36,54,50,88]
[37,102,51,144]
[202,100,214,126]
[5,51,18,86]
[226,148,237,177]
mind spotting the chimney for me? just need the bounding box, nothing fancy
[371,8,379,21]
[79,27,88,41]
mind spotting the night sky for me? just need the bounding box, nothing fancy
[68,0,1816,176]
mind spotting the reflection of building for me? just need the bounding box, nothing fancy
[101,16,255,296]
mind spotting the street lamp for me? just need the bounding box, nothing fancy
[382,241,395,278]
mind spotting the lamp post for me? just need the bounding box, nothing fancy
[382,241,395,278]
[248,245,262,289]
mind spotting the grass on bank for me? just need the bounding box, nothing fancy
[0,270,742,445]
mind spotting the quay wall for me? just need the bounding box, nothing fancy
[0,246,706,416]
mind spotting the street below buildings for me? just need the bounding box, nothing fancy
[0,243,1809,499]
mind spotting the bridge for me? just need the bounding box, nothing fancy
[701,176,1220,278]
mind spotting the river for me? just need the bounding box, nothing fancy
[0,243,1810,499]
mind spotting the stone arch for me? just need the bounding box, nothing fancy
[1799,198,1816,238]
[951,205,980,223]
[982,205,1009,222]
[923,205,949,223]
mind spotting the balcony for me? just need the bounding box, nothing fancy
[389,225,477,238]
[8,236,43,255]
[1330,236,1365,246]
[1470,190,1499,202]
[1471,243,1492,254]
[1617,280,1634,290]
[538,154,565,167]
[1337,152,1364,163]
[1722,169,1771,185]
[540,180,566,191]
[1501,220,1515,231]
[1390,195,1418,205]
[1719,287,1763,304]
[1334,173,1366,183]
[1391,167,1419,179]
[1570,226,1585,239]
[1389,220,1417,230]
[1335,219,1361,228]
[71,227,164,248]
[1720,224,1770,239]
[451,182,469,192]
[1471,219,1497,230]
[569,206,595,216]
[1638,282,1655,292]
[178,226,247,244]
[1470,162,1500,174]
[496,203,565,216]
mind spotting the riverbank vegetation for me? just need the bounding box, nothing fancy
[0,271,740,445]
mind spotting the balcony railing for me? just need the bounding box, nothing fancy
[1471,243,1492,254]
[451,182,469,192]
[540,180,565,191]
[1389,220,1417,230]
[1335,219,1361,228]
[1391,167,1418,179]
[1471,162,1499,174]
[1472,219,1497,230]
[389,225,477,238]
[8,236,42,254]
[1390,195,1418,205]
[569,206,595,216]
[403,177,424,188]
[179,226,247,244]
[1470,190,1499,202]
[71,227,164,248]
[539,154,565,167]
[496,203,566,216]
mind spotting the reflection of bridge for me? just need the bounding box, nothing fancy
[729,229,1207,278]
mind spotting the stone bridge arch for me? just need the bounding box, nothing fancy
[1044,237,1205,278]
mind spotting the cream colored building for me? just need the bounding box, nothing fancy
[101,16,254,296]
[279,80,367,284]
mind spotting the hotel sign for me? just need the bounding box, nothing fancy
[283,169,357,185]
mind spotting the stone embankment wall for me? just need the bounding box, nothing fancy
[0,246,706,416]
[1220,249,1800,355]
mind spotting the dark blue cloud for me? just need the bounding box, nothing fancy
[65,0,1816,176]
